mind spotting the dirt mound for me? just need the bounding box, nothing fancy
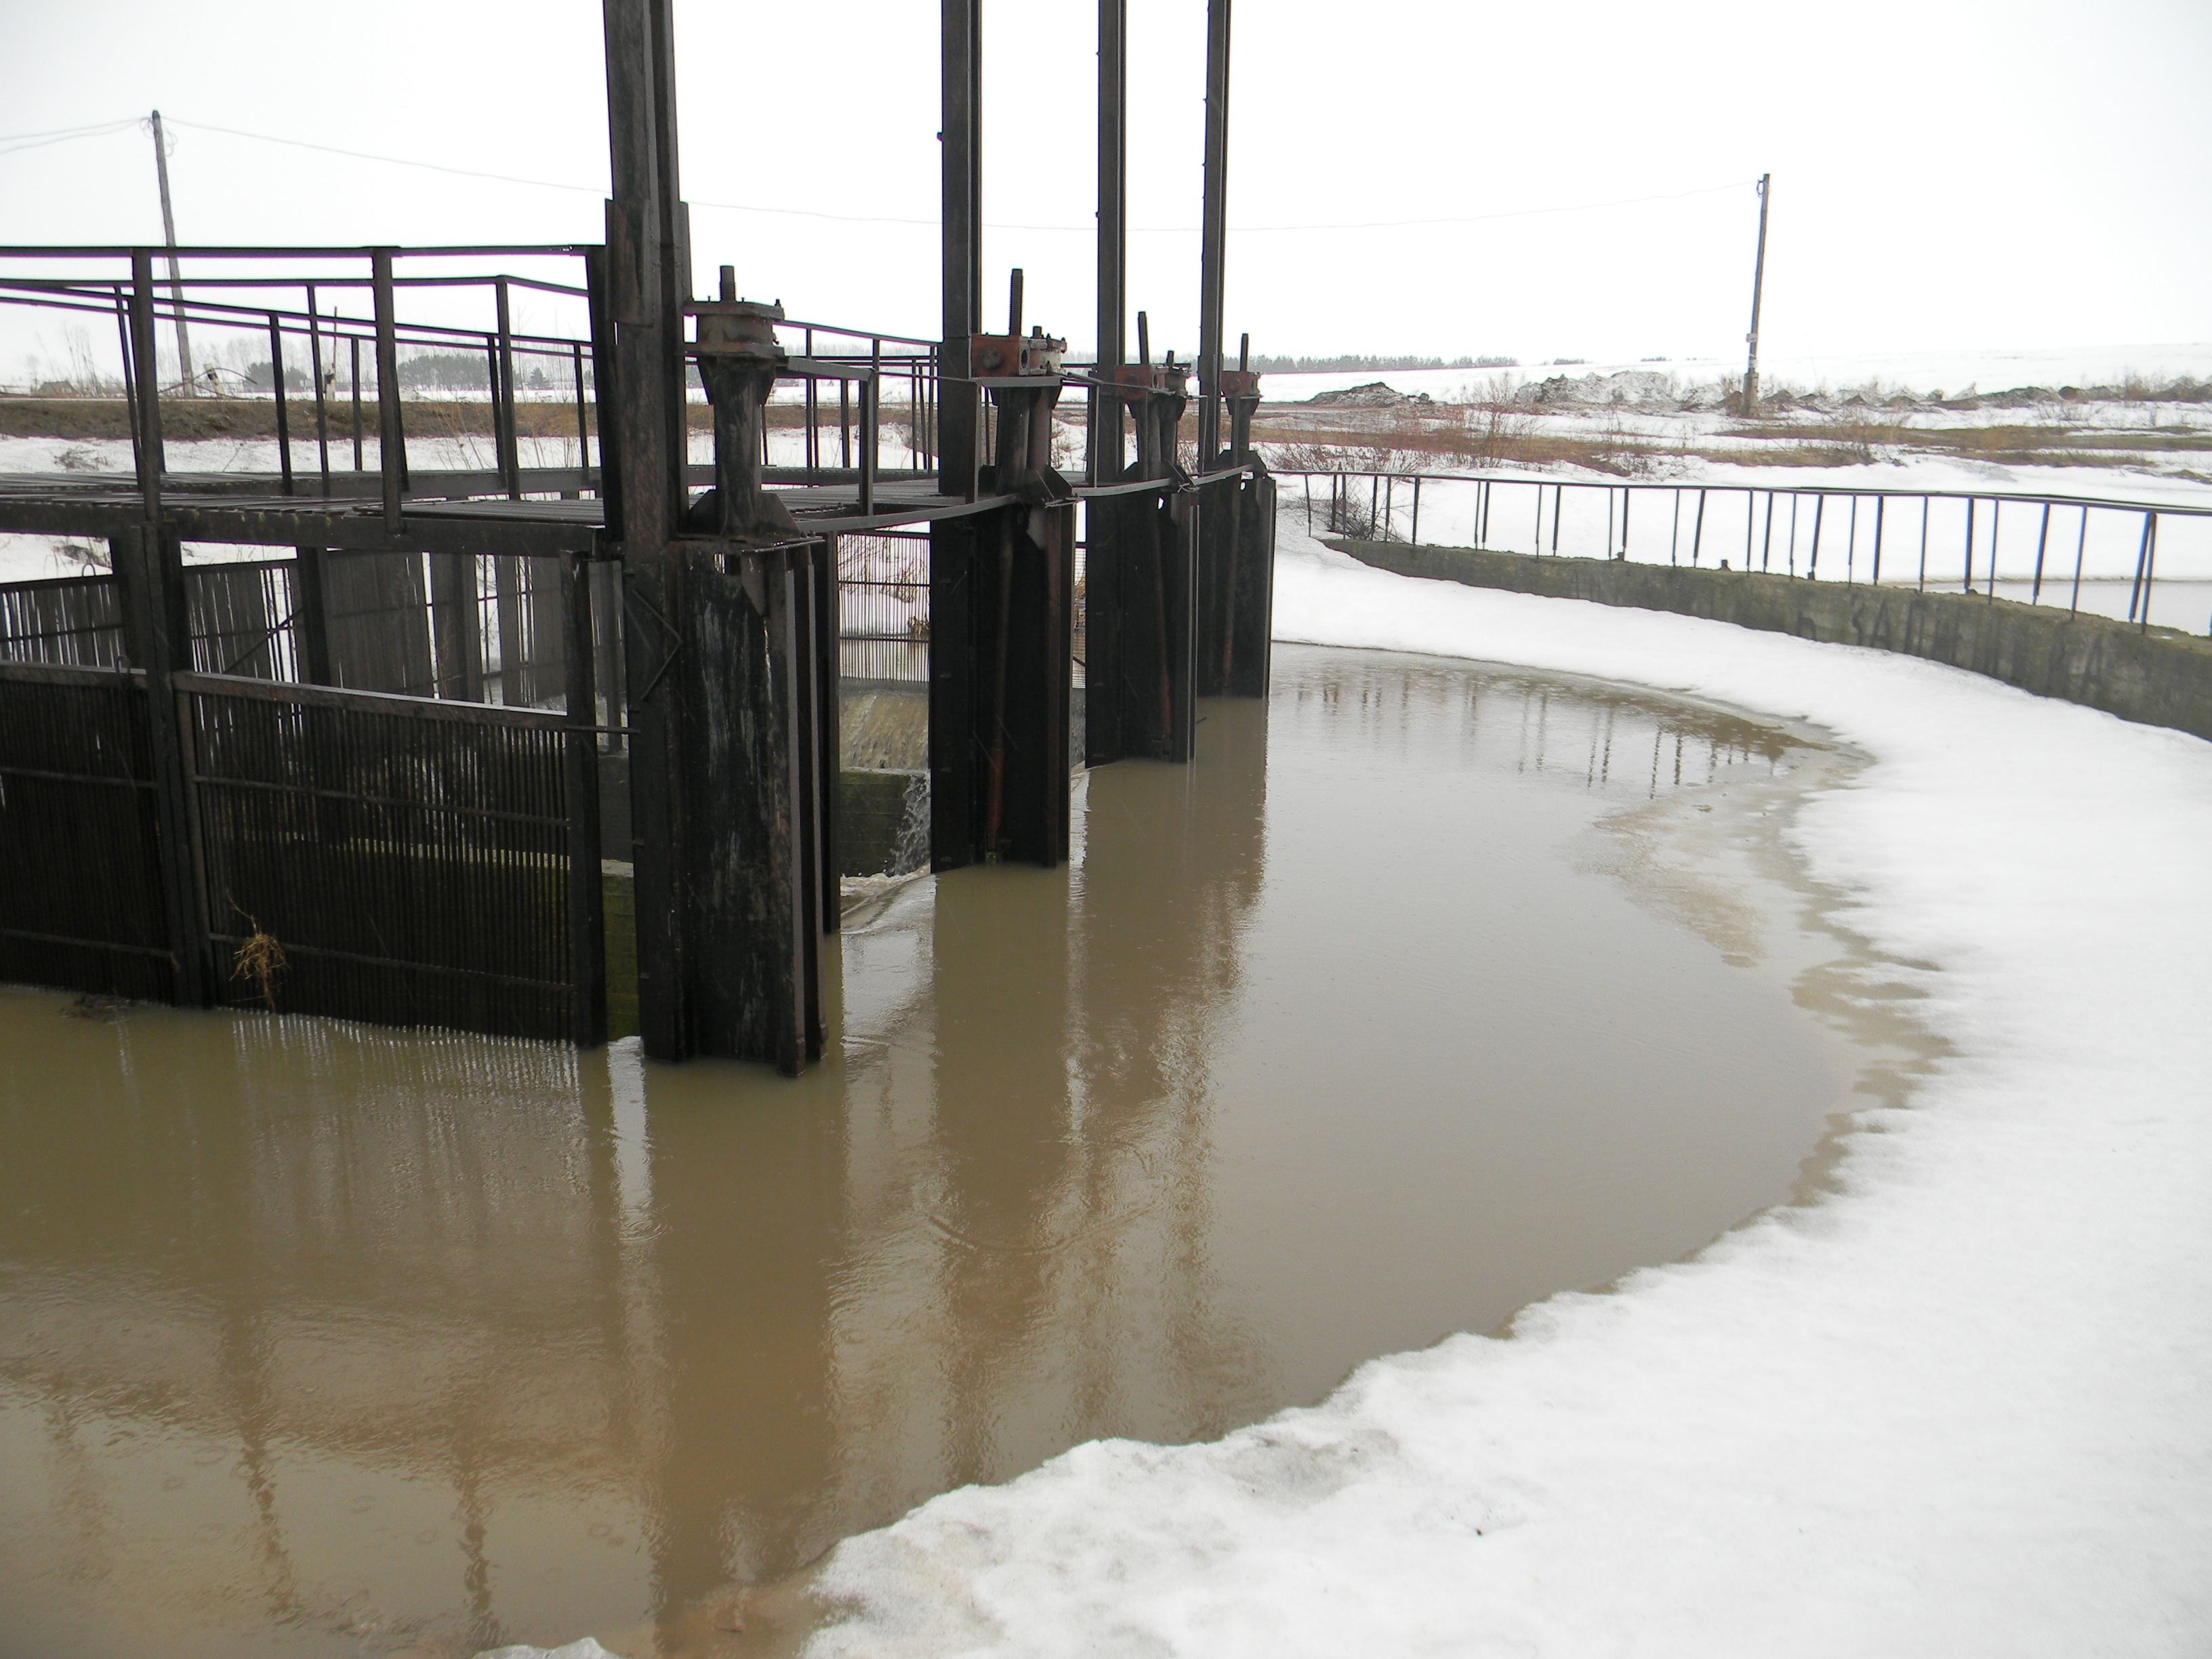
[1304,381,1435,409]
[1515,369,1679,409]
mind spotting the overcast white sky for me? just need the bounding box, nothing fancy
[2,0,2208,369]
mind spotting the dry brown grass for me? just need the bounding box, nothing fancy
[230,912,288,1010]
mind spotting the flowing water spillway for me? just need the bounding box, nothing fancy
[0,644,1900,1659]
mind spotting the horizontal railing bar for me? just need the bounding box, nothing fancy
[1273,470,2212,520]
[0,288,592,358]
[0,272,590,299]
[174,669,571,728]
[203,933,573,992]
[0,762,154,789]
[0,659,144,687]
[192,769,569,829]
[0,926,172,958]
[0,243,596,260]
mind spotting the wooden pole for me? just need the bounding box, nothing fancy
[1742,173,1771,416]
[148,111,194,392]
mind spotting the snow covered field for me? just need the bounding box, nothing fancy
[658,511,2212,1658]
[1261,340,2212,408]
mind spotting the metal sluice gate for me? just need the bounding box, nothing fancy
[0,0,1278,1073]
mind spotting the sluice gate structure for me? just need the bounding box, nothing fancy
[0,0,1277,1071]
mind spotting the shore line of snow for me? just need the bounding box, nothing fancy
[783,511,2212,1657]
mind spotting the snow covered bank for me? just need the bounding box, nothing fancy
[790,514,2212,1656]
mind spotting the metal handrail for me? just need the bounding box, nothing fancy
[1282,468,2212,634]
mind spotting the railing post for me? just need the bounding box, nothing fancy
[371,249,407,533]
[268,313,293,495]
[2142,514,2158,632]
[582,244,619,526]
[804,326,819,471]
[306,283,332,493]
[1986,498,2001,600]
[861,340,879,516]
[571,340,590,477]
[2030,501,2051,605]
[2128,511,2154,628]
[495,276,522,499]
[2070,507,2088,616]
[112,285,144,478]
[129,255,166,499]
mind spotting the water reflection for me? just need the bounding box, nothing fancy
[2,645,1855,1659]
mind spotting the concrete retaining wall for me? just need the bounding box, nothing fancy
[1330,539,2212,744]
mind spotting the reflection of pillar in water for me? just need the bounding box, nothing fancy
[0,1014,616,1640]
[896,695,1277,1478]
[630,1057,849,1605]
[924,859,1077,1477]
[1069,697,1273,1431]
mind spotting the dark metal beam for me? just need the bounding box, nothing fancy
[939,0,982,499]
[1094,0,1127,484]
[371,249,407,533]
[602,0,687,1060]
[563,552,608,1048]
[1195,0,1232,464]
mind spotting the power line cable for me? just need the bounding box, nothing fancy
[168,119,1755,235]
[0,117,143,159]
[7,112,1757,235]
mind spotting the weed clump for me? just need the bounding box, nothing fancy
[230,914,289,1010]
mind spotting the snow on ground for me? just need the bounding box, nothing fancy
[761,510,2212,1657]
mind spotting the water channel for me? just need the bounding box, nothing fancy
[0,644,1925,1659]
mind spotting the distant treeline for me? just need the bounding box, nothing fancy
[1246,353,1518,375]
[394,351,583,392]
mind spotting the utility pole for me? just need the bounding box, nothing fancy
[148,110,195,393]
[1742,171,1770,417]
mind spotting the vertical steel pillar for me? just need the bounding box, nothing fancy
[1094,0,1127,485]
[603,0,690,1062]
[1086,361,1197,764]
[564,553,608,1048]
[1195,0,1232,464]
[939,0,982,500]
[1211,340,1273,699]
[121,249,213,1007]
[932,318,1076,870]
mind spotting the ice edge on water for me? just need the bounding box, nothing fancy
[508,508,2212,1659]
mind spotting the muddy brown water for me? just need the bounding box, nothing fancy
[0,644,1926,1659]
